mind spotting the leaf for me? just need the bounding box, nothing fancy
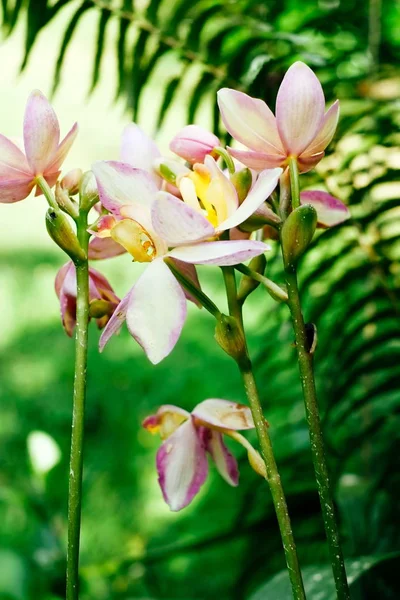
[156,75,181,129]
[91,7,112,92]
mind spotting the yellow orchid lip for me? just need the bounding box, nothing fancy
[110,219,157,262]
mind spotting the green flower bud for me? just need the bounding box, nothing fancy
[237,254,266,303]
[281,204,317,269]
[214,314,246,362]
[55,181,79,218]
[79,171,99,211]
[45,209,86,262]
[230,168,252,203]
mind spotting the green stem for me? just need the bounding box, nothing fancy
[221,266,306,600]
[66,210,90,600]
[282,167,350,599]
[35,175,61,212]
[288,158,300,209]
[234,263,288,303]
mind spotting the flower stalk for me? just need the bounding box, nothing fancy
[281,163,350,599]
[221,265,306,600]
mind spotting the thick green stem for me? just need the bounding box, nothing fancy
[282,165,350,599]
[66,211,90,600]
[222,266,306,600]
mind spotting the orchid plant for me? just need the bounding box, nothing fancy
[0,61,352,600]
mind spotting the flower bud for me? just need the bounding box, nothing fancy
[154,158,190,185]
[281,204,317,269]
[237,254,266,303]
[230,168,252,203]
[55,182,79,218]
[170,125,220,164]
[61,168,82,195]
[214,314,246,362]
[79,170,99,211]
[45,208,86,262]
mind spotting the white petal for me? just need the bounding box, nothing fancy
[120,123,162,187]
[168,240,269,266]
[192,399,254,430]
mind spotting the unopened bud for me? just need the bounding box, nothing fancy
[230,168,252,203]
[46,209,86,262]
[170,125,220,164]
[61,168,82,195]
[281,204,317,269]
[154,158,190,185]
[55,182,79,218]
[79,171,99,211]
[237,255,266,303]
[214,314,246,361]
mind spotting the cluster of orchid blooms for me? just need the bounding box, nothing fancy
[0,62,350,512]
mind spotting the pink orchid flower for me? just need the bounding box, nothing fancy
[143,399,266,511]
[0,90,78,203]
[170,125,220,164]
[91,160,281,363]
[55,261,120,336]
[300,191,350,228]
[217,61,339,173]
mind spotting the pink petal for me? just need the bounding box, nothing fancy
[143,404,190,438]
[301,100,340,157]
[169,258,202,307]
[55,261,71,297]
[168,240,269,266]
[152,192,215,246]
[192,398,254,430]
[23,90,60,174]
[120,123,162,188]
[300,191,350,227]
[217,167,282,232]
[0,134,31,178]
[45,122,78,174]
[276,62,325,156]
[156,419,208,511]
[0,178,34,203]
[170,125,219,163]
[88,237,127,260]
[99,289,132,351]
[204,429,239,486]
[227,147,285,171]
[126,259,187,364]
[297,152,325,173]
[92,161,158,214]
[217,88,284,154]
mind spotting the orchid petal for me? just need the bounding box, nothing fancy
[218,168,282,232]
[300,191,350,227]
[88,236,127,260]
[55,262,70,298]
[301,100,340,157]
[156,419,208,511]
[126,259,187,364]
[152,192,215,246]
[99,289,132,351]
[143,404,190,439]
[276,62,325,156]
[0,178,34,203]
[217,88,284,154]
[120,123,162,188]
[170,125,219,163]
[0,134,31,178]
[23,90,60,174]
[168,240,269,266]
[297,152,325,174]
[46,122,78,174]
[205,430,239,486]
[192,398,254,430]
[227,147,285,171]
[169,258,202,307]
[204,156,239,218]
[92,161,158,214]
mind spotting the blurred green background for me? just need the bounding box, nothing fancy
[1,0,400,598]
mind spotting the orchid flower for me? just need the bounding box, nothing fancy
[143,399,266,511]
[55,261,120,336]
[91,160,281,363]
[300,190,350,227]
[169,125,220,164]
[217,61,339,174]
[0,90,78,203]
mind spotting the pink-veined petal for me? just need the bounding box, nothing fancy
[45,122,78,174]
[192,398,254,430]
[300,191,350,227]
[301,100,339,158]
[276,62,325,156]
[156,419,208,511]
[92,161,158,214]
[297,151,325,173]
[217,167,282,232]
[23,90,60,174]
[0,134,31,178]
[170,125,219,163]
[143,404,190,438]
[0,178,34,203]
[120,123,162,188]
[169,258,202,307]
[217,88,284,154]
[168,240,269,266]
[55,261,71,298]
[204,429,239,486]
[126,259,187,364]
[152,192,215,246]
[99,289,132,351]
[88,236,127,260]
[227,147,285,171]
